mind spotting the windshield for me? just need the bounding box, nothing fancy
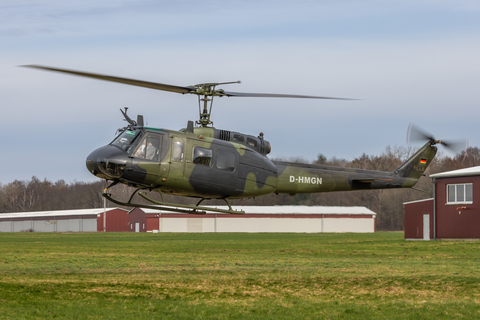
[110,129,141,152]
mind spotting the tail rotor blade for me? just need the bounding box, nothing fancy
[441,139,469,155]
[407,124,468,157]
[407,123,434,144]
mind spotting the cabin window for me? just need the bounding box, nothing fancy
[447,183,473,204]
[173,139,184,161]
[216,150,236,172]
[133,135,160,161]
[246,138,257,148]
[193,146,212,166]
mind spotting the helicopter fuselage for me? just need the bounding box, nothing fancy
[86,125,437,200]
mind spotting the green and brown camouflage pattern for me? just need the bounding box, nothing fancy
[86,125,437,200]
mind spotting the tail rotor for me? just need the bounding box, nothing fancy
[407,123,468,161]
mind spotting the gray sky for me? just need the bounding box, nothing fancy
[2,1,480,184]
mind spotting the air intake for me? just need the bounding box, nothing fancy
[218,130,231,141]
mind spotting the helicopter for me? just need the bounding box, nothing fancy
[24,65,451,215]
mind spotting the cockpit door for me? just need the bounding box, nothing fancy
[157,134,170,179]
[128,133,163,186]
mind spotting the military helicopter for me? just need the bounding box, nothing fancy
[25,65,450,215]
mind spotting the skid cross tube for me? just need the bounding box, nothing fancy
[102,193,207,215]
[139,192,245,215]
[101,191,245,215]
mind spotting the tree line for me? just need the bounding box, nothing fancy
[1,146,479,230]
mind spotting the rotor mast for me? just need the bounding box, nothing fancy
[197,95,213,127]
[193,81,241,127]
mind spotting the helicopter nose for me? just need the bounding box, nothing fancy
[86,145,128,179]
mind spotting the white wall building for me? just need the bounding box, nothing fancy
[0,208,128,232]
[0,206,377,233]
[139,206,376,233]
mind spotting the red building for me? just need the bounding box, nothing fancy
[128,208,160,232]
[96,208,130,232]
[404,199,434,240]
[404,166,480,240]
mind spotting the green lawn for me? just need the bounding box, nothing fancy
[0,232,479,319]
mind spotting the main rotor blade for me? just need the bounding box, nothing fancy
[222,91,355,100]
[22,65,195,94]
[22,65,356,100]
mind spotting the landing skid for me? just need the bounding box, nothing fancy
[101,188,245,215]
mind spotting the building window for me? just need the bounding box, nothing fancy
[447,183,473,204]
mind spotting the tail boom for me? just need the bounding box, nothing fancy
[273,142,437,195]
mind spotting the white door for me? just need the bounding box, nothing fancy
[135,222,140,232]
[423,214,430,240]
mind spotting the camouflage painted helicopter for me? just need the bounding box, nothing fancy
[25,65,447,215]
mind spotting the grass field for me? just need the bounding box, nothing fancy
[0,232,479,319]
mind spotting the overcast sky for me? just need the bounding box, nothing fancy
[1,1,480,184]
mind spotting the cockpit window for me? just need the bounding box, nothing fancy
[133,135,160,161]
[111,129,141,152]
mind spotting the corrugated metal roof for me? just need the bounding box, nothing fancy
[403,198,434,206]
[430,166,480,179]
[0,208,126,219]
[0,206,375,220]
[142,206,376,215]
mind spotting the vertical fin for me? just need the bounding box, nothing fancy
[394,142,437,179]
